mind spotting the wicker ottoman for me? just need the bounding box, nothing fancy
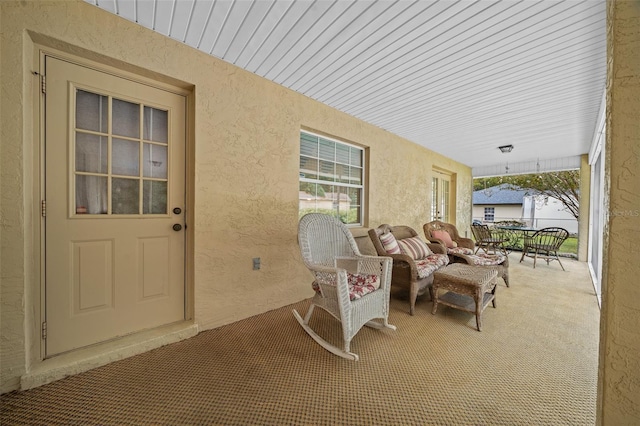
[451,253,509,287]
[467,254,509,287]
[432,263,498,331]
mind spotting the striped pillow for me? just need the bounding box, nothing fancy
[397,236,432,260]
[379,232,401,254]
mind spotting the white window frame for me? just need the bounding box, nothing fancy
[299,130,365,226]
[484,207,495,222]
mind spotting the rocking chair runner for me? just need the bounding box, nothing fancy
[294,213,396,361]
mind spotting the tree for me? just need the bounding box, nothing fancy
[474,170,580,220]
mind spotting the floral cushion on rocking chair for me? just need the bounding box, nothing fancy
[312,273,381,301]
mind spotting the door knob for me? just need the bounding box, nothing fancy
[172,224,182,231]
[173,207,182,214]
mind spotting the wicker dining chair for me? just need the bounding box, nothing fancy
[294,213,396,361]
[519,227,569,270]
[471,224,508,255]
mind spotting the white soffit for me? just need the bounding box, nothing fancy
[472,155,582,178]
[85,0,607,172]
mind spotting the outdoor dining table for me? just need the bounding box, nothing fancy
[494,225,538,251]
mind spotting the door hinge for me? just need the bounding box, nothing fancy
[41,200,46,217]
[41,322,47,340]
[41,75,46,94]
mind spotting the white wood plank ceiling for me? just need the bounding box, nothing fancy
[86,0,607,175]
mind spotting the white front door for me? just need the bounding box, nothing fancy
[44,56,186,356]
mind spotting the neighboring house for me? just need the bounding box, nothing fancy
[521,195,579,233]
[473,184,529,224]
[472,184,578,233]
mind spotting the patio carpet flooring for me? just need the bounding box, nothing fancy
[0,254,600,425]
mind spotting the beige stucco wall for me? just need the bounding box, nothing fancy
[0,1,472,392]
[598,1,640,423]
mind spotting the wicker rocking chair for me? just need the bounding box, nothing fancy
[294,213,396,361]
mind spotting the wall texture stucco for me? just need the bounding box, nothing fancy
[0,0,471,392]
[599,0,640,423]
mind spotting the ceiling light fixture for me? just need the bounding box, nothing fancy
[498,144,514,153]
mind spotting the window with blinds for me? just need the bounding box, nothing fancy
[299,131,364,226]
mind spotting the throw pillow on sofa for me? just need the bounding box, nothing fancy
[379,232,401,254]
[397,236,432,260]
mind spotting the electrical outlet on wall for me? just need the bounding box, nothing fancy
[253,258,261,270]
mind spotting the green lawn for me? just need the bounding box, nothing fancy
[501,235,578,255]
[559,236,578,255]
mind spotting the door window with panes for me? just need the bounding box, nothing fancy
[75,90,169,216]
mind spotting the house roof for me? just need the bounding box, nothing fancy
[472,183,531,205]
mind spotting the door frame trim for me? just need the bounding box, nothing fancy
[432,167,456,224]
[33,44,195,363]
